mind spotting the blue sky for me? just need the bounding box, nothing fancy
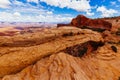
[0,0,120,22]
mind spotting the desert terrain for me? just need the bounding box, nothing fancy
[0,15,120,80]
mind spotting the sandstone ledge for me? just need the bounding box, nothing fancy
[0,27,103,77]
[2,44,120,80]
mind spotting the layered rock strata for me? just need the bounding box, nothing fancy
[0,27,103,77]
[2,44,120,80]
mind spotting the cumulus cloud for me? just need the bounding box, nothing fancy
[40,0,92,12]
[13,0,25,6]
[0,11,72,22]
[97,6,118,17]
[0,0,94,22]
[0,0,11,8]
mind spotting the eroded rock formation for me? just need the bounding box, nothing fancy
[57,15,112,32]
[0,27,120,80]
[0,27,103,77]
[1,44,120,80]
[63,41,104,57]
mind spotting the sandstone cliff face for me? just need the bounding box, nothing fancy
[71,15,112,31]
[57,15,112,32]
[0,27,120,80]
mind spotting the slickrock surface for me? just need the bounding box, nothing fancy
[0,26,120,80]
[0,27,84,47]
[1,44,120,80]
[0,27,103,77]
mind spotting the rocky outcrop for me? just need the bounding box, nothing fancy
[57,15,112,32]
[71,15,112,30]
[0,27,120,80]
[0,27,83,47]
[63,41,104,57]
[0,27,103,77]
[2,44,120,80]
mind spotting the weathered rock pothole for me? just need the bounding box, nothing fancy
[63,41,104,57]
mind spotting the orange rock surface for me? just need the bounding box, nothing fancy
[0,26,120,80]
[2,44,120,80]
[0,27,103,77]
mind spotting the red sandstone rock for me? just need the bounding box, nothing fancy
[57,15,112,32]
[71,15,112,31]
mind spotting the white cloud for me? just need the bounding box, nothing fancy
[27,0,39,3]
[0,11,72,22]
[0,0,11,8]
[86,12,94,16]
[46,11,53,15]
[13,12,21,16]
[97,6,118,17]
[40,0,95,16]
[0,0,95,22]
[7,0,44,15]
[13,0,25,6]
[40,0,92,12]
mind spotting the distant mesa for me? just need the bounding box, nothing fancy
[57,15,112,32]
